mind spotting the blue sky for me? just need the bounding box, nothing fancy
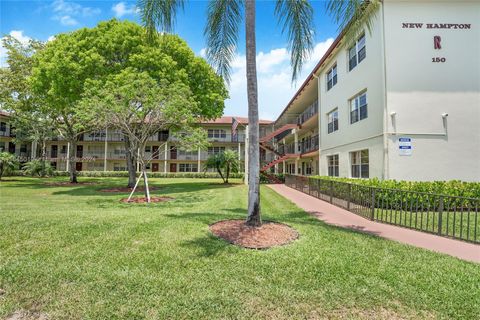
[1,0,340,120]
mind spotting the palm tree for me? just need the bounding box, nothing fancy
[221,149,239,184]
[138,0,377,226]
[204,153,226,183]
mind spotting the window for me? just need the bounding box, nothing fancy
[350,92,367,124]
[328,155,339,177]
[0,142,4,152]
[207,146,225,156]
[145,146,152,153]
[0,122,6,132]
[348,34,366,71]
[327,64,337,90]
[20,144,27,153]
[350,149,369,178]
[327,109,339,133]
[207,129,226,139]
[179,163,198,172]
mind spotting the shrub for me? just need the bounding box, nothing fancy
[307,176,480,209]
[11,170,244,179]
[22,160,55,177]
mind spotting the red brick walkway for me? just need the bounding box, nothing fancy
[268,184,480,263]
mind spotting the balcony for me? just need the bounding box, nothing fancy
[297,100,318,125]
[299,135,319,154]
[0,131,8,137]
[207,133,245,143]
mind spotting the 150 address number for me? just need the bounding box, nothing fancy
[432,57,446,63]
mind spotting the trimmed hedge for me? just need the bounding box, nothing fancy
[10,170,244,179]
[311,176,480,199]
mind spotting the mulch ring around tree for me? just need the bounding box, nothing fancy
[120,196,173,203]
[99,186,159,193]
[44,182,97,186]
[209,219,299,249]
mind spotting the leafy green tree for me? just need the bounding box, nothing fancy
[0,152,19,180]
[0,35,54,175]
[30,19,227,185]
[203,149,239,184]
[81,68,208,202]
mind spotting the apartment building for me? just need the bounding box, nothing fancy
[261,0,480,182]
[1,113,273,173]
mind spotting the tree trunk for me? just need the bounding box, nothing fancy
[69,139,78,183]
[244,0,261,227]
[41,140,47,177]
[125,138,137,188]
[217,166,225,183]
[226,164,230,184]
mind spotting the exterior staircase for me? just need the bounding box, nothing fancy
[260,124,297,143]
[261,154,296,172]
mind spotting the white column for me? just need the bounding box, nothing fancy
[66,142,70,172]
[164,142,168,173]
[294,130,298,154]
[197,147,201,172]
[283,160,286,174]
[103,127,108,172]
[294,159,299,176]
[244,125,249,185]
[31,141,37,159]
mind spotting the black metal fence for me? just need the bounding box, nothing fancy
[285,175,479,243]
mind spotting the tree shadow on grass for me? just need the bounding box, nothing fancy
[180,234,234,257]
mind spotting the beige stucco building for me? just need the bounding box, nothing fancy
[261,0,480,182]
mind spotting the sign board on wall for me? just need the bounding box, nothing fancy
[398,137,412,156]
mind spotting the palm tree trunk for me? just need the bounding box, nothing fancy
[245,0,261,227]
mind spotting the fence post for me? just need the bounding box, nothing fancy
[370,188,376,220]
[329,180,333,203]
[347,183,351,211]
[438,196,444,235]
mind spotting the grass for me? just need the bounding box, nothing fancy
[0,177,479,319]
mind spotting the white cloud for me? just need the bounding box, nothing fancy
[0,30,32,67]
[199,48,207,58]
[59,15,78,26]
[223,38,335,120]
[47,35,56,42]
[112,2,138,18]
[51,0,100,26]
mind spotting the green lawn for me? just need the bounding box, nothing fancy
[0,177,479,319]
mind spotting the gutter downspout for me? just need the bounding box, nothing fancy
[312,73,321,176]
[381,2,389,180]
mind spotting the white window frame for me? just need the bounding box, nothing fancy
[179,163,198,172]
[327,154,339,177]
[350,149,369,178]
[348,34,366,71]
[207,129,227,139]
[327,108,339,134]
[350,91,368,124]
[326,64,337,90]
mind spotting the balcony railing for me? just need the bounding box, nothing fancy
[299,135,319,154]
[0,131,8,137]
[297,100,318,125]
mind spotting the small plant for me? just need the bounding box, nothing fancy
[22,159,54,177]
[0,152,19,180]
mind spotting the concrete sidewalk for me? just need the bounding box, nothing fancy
[268,184,480,263]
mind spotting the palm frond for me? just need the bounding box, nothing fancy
[204,0,243,84]
[138,0,185,40]
[325,0,381,47]
[275,0,315,83]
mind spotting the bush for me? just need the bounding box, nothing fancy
[11,170,244,179]
[22,160,55,177]
[307,176,480,209]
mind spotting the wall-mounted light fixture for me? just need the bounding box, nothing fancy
[442,113,448,118]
